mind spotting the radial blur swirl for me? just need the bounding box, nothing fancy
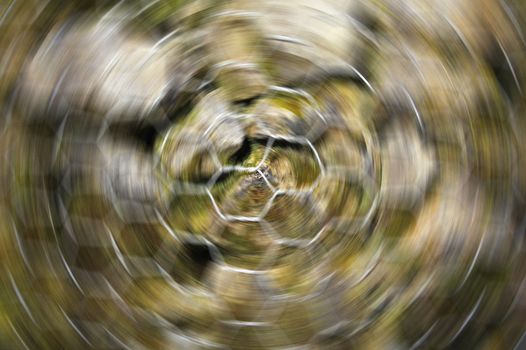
[1,0,526,349]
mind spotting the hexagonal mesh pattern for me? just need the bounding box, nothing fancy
[1,0,526,349]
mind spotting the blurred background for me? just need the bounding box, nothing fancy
[1,0,526,348]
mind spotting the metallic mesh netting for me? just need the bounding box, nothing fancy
[1,0,526,348]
